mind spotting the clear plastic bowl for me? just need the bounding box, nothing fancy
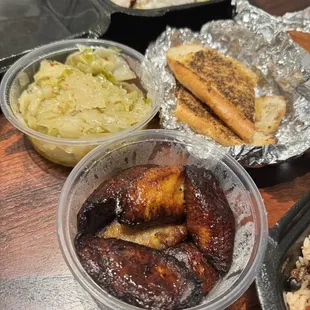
[57,129,268,310]
[0,39,162,167]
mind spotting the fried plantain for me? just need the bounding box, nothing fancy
[165,242,218,295]
[76,165,153,245]
[117,165,185,228]
[184,166,235,273]
[99,221,187,250]
[77,237,203,309]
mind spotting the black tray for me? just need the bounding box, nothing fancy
[0,0,233,74]
[256,191,310,310]
[0,0,108,74]
[100,0,233,53]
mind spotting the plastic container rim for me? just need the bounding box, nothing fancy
[57,129,269,310]
[0,38,162,146]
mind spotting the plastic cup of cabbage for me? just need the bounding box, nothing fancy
[0,39,162,167]
[57,129,268,310]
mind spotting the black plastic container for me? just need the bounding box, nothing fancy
[100,0,233,52]
[256,191,310,310]
[0,0,233,74]
[0,0,106,74]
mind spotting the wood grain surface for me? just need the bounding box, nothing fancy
[1,2,310,310]
[289,30,310,53]
[250,0,310,16]
[1,120,310,310]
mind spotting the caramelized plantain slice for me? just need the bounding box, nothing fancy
[117,165,185,228]
[76,165,153,244]
[165,242,218,295]
[99,221,187,250]
[185,166,235,273]
[77,237,203,309]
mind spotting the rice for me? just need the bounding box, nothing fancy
[285,235,310,310]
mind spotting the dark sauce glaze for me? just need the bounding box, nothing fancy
[185,166,236,273]
[75,165,154,247]
[117,165,185,228]
[165,242,218,295]
[75,164,236,308]
[77,237,203,309]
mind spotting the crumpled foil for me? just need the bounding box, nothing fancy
[234,0,310,35]
[145,3,310,167]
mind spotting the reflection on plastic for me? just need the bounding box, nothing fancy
[0,0,105,72]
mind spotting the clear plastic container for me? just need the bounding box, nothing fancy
[0,39,162,167]
[57,129,268,310]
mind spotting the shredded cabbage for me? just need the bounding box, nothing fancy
[18,46,152,140]
[66,45,136,81]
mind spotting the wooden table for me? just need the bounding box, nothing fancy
[1,2,310,310]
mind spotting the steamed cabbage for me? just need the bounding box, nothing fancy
[17,47,152,139]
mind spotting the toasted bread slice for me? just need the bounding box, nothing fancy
[250,96,286,146]
[251,132,276,146]
[255,96,287,136]
[167,44,258,142]
[175,87,244,146]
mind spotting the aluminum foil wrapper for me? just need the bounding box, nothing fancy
[145,8,310,167]
[235,0,310,36]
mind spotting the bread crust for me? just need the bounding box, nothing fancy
[167,45,256,142]
[167,45,286,147]
[255,96,287,135]
[168,57,255,142]
[175,87,243,146]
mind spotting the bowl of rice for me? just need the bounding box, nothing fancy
[256,192,310,310]
[285,234,310,310]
